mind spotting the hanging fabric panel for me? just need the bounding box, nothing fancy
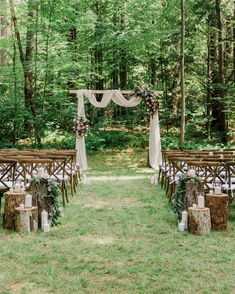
[75,90,162,171]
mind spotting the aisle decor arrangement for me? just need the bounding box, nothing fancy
[172,171,230,235]
[30,175,62,227]
[3,168,63,233]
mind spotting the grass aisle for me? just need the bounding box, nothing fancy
[0,150,235,294]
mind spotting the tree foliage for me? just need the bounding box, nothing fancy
[0,0,234,148]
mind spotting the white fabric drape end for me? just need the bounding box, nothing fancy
[149,112,162,170]
[76,135,88,171]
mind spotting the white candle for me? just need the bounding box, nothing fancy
[182,211,188,229]
[21,183,25,191]
[214,187,222,195]
[42,172,49,180]
[150,176,155,185]
[14,182,21,193]
[25,194,32,208]
[178,222,185,232]
[209,189,213,195]
[38,167,44,177]
[187,169,196,177]
[43,223,50,233]
[41,210,48,229]
[154,175,158,185]
[198,195,205,209]
[32,171,38,177]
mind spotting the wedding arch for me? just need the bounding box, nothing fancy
[70,89,163,171]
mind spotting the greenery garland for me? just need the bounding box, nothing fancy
[30,177,63,226]
[134,84,160,117]
[46,178,63,226]
[171,174,202,219]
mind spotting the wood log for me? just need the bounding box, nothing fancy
[184,181,204,210]
[15,206,38,232]
[188,207,211,235]
[205,193,229,230]
[3,191,26,230]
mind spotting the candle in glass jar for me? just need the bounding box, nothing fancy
[178,222,185,232]
[14,182,21,193]
[182,211,188,229]
[43,223,50,233]
[154,175,158,185]
[214,186,222,195]
[41,210,48,229]
[198,194,205,209]
[38,167,44,177]
[25,194,32,208]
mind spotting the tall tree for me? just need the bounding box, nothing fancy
[1,0,8,65]
[10,0,38,139]
[180,0,185,146]
[212,0,227,142]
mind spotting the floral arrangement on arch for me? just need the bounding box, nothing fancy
[134,85,160,117]
[73,115,89,137]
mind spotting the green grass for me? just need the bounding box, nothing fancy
[0,149,235,293]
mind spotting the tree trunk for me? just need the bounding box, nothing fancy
[1,0,8,65]
[10,0,38,136]
[207,18,212,140]
[119,12,128,90]
[211,0,227,143]
[188,207,211,235]
[205,193,229,230]
[180,0,185,146]
[112,13,119,89]
[150,58,157,88]
[233,1,235,83]
[184,181,204,211]
[3,191,26,230]
[15,206,38,232]
[94,0,104,91]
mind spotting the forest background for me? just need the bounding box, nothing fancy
[0,0,234,152]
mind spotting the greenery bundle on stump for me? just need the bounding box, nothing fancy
[29,177,62,227]
[171,174,203,219]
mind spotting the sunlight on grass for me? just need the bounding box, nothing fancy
[0,149,235,293]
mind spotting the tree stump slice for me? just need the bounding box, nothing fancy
[15,207,38,232]
[188,207,211,235]
[205,193,229,230]
[184,181,204,210]
[3,191,26,230]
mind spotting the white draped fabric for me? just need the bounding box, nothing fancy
[76,90,162,170]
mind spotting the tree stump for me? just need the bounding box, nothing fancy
[188,207,211,235]
[205,193,229,230]
[27,178,52,228]
[15,207,38,232]
[3,191,26,230]
[184,181,204,210]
